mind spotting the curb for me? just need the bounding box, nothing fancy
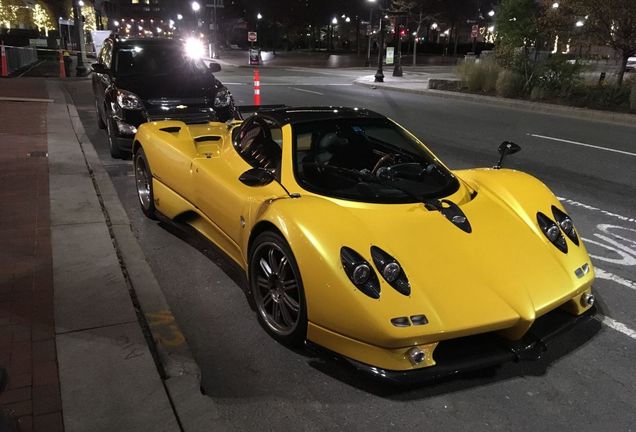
[61,85,225,431]
[353,79,636,127]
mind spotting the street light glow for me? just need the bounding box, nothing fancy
[113,20,119,27]
[552,2,559,8]
[191,1,200,12]
[431,22,438,30]
[575,20,584,27]
[257,13,262,20]
[488,10,495,17]
[332,17,338,24]
[156,27,162,33]
[177,14,183,20]
[345,17,351,23]
[78,0,84,6]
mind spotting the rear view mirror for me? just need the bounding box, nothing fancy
[239,168,275,186]
[91,63,109,74]
[208,62,222,73]
[494,141,521,169]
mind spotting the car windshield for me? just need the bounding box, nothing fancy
[115,44,208,76]
[293,118,459,203]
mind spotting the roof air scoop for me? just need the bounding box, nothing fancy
[424,199,472,233]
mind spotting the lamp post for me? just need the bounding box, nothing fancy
[374,11,385,82]
[191,1,200,33]
[72,0,87,76]
[330,17,337,52]
[365,0,376,67]
[257,13,262,50]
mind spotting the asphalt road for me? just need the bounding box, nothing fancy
[64,66,636,432]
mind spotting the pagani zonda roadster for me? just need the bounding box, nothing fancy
[133,107,596,381]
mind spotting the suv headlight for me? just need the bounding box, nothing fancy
[116,89,143,109]
[214,88,233,107]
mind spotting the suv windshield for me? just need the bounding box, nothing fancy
[115,43,208,76]
[293,118,459,203]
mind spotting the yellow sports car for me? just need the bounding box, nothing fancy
[132,107,596,382]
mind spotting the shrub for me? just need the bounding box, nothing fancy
[569,84,631,110]
[535,55,583,97]
[457,59,501,93]
[530,86,545,100]
[495,70,524,98]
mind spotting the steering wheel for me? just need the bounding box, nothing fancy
[371,154,398,176]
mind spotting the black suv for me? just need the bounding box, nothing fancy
[92,36,238,158]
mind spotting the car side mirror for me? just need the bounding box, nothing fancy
[239,167,275,186]
[208,62,221,73]
[494,141,521,169]
[92,63,109,74]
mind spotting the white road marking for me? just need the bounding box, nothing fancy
[600,316,636,340]
[558,197,636,225]
[528,133,636,157]
[0,96,54,103]
[596,267,636,290]
[292,88,323,95]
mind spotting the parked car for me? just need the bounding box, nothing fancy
[92,36,237,158]
[626,56,636,72]
[131,106,597,382]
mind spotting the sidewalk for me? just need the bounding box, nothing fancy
[1,77,228,432]
[0,79,61,431]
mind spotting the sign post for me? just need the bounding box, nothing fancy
[471,24,479,53]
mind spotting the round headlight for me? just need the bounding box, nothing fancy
[352,263,371,285]
[382,262,401,283]
[546,225,560,242]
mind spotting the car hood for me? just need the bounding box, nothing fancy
[278,169,594,346]
[114,74,223,102]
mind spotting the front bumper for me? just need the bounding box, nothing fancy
[343,306,599,384]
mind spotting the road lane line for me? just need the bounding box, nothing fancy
[292,88,323,95]
[558,197,636,225]
[528,133,636,157]
[595,267,636,290]
[600,316,636,340]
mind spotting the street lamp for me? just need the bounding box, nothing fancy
[575,20,584,27]
[365,0,377,67]
[431,22,438,30]
[552,2,559,8]
[113,20,119,27]
[488,10,495,17]
[177,14,183,20]
[330,17,338,51]
[192,1,200,31]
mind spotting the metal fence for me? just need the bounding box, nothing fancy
[5,46,38,75]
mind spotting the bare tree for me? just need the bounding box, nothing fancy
[565,0,636,85]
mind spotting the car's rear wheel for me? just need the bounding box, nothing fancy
[106,116,124,159]
[95,99,106,129]
[249,231,307,346]
[134,147,157,220]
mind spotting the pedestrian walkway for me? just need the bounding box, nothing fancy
[0,79,62,431]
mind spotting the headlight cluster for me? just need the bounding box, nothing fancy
[214,88,233,107]
[116,89,143,110]
[537,206,579,253]
[340,246,410,298]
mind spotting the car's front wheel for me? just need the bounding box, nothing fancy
[249,231,307,346]
[134,147,157,220]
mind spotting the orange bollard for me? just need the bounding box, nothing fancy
[1,42,8,77]
[253,68,261,106]
[58,50,66,78]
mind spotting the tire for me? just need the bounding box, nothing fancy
[96,99,106,129]
[134,147,157,220]
[249,231,308,346]
[106,116,124,159]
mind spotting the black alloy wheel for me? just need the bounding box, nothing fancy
[106,115,123,159]
[134,147,157,219]
[249,231,307,346]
